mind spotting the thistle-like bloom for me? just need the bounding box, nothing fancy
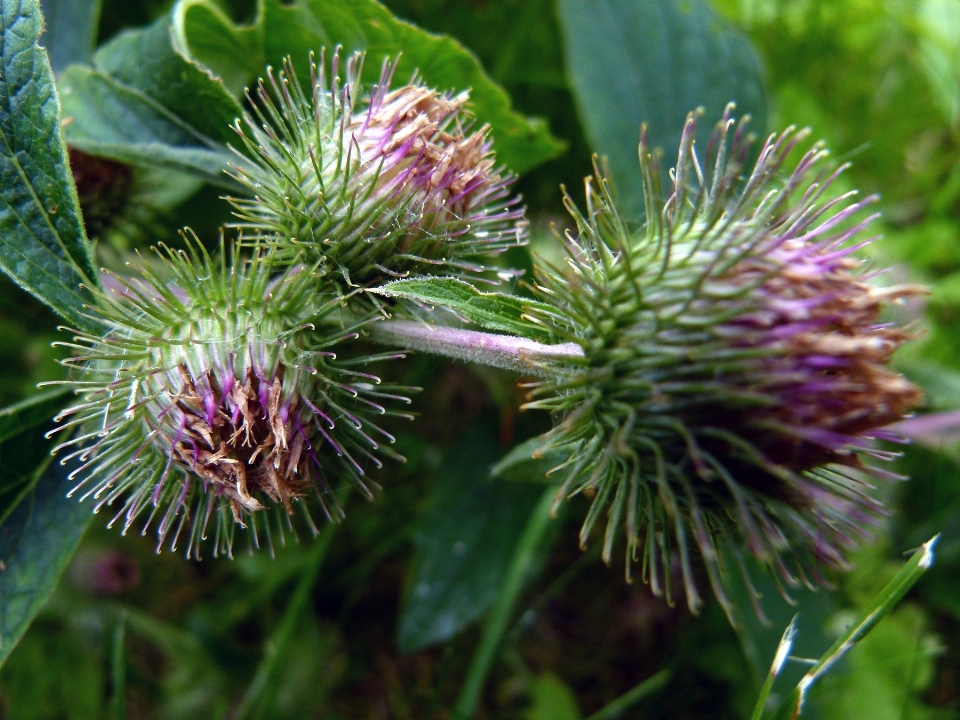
[48,241,412,559]
[523,108,925,622]
[228,51,526,291]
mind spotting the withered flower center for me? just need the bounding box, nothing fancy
[151,366,315,524]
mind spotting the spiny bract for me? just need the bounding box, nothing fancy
[522,107,925,623]
[48,241,414,559]
[229,50,526,293]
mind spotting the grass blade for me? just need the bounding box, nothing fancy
[770,536,938,720]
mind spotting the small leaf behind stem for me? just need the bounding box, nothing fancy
[373,277,555,341]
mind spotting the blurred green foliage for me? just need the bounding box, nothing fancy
[0,0,958,718]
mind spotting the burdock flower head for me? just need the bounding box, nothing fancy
[228,50,526,291]
[48,241,412,559]
[523,107,925,622]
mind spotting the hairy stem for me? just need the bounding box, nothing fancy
[369,320,584,376]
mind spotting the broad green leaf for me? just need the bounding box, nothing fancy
[557,0,767,217]
[373,277,554,341]
[59,14,243,187]
[0,388,72,527]
[172,0,565,175]
[171,0,265,96]
[397,427,547,653]
[0,427,58,530]
[381,0,567,90]
[92,16,241,146]
[0,457,92,668]
[0,0,100,332]
[38,0,102,74]
[59,66,238,186]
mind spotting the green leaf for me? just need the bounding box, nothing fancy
[0,457,93,668]
[0,387,70,445]
[59,66,237,186]
[373,277,555,341]
[490,434,569,483]
[0,429,58,529]
[38,0,102,74]
[0,0,100,331]
[379,0,567,90]
[172,0,565,175]
[93,16,241,147]
[171,0,265,97]
[59,14,243,187]
[0,388,73,529]
[526,673,582,720]
[397,427,548,653]
[557,0,767,217]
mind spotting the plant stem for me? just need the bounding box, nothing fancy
[108,611,128,720]
[584,669,671,720]
[453,485,557,719]
[370,320,584,377]
[235,524,337,720]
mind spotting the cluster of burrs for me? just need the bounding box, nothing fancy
[54,46,924,621]
[53,50,522,558]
